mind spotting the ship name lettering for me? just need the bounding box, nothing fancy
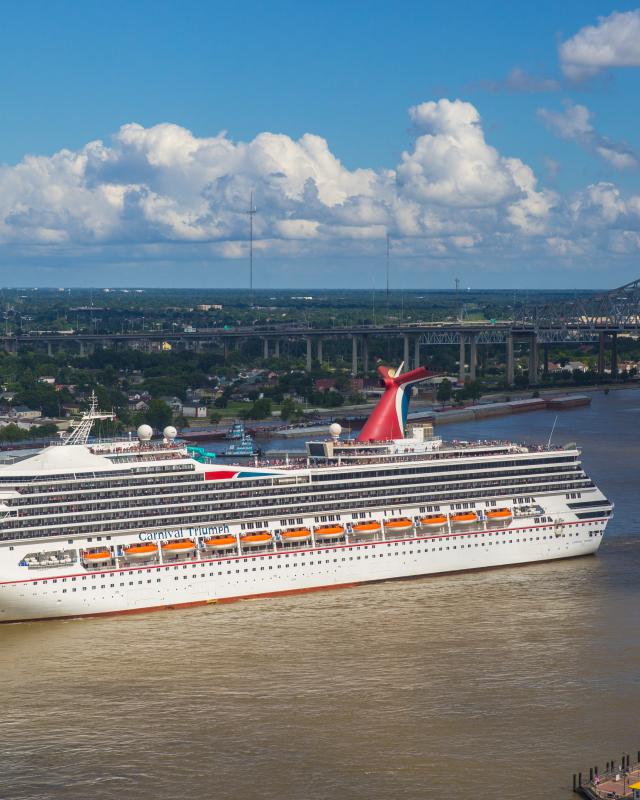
[138,524,229,542]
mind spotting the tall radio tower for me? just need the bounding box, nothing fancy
[247,192,257,307]
[386,233,390,303]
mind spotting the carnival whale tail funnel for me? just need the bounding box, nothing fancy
[356,365,431,442]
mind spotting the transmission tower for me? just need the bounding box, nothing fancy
[386,233,390,302]
[247,192,257,307]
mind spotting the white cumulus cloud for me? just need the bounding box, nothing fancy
[538,101,637,169]
[0,98,638,273]
[559,9,640,79]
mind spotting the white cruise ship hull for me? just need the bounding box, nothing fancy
[0,518,607,622]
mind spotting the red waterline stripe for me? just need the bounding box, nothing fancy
[0,518,609,587]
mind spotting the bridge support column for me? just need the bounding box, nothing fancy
[506,334,515,385]
[469,334,477,381]
[414,336,421,370]
[611,332,618,378]
[362,335,369,373]
[543,344,549,376]
[305,337,313,371]
[317,337,323,365]
[528,334,538,385]
[403,335,410,368]
[458,334,466,384]
[263,338,269,360]
[598,332,606,376]
[274,339,280,359]
[47,342,53,357]
[351,336,358,375]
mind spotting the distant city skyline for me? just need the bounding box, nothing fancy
[0,1,639,289]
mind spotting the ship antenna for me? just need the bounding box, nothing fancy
[61,390,115,446]
[547,415,559,449]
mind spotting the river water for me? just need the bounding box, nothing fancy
[1,390,639,800]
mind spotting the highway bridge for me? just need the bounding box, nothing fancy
[1,279,639,383]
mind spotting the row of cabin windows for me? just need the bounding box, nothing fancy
[3,474,593,530]
[0,480,594,542]
[10,454,579,502]
[10,462,583,510]
[7,467,585,522]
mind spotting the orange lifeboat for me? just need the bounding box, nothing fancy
[419,514,448,528]
[122,543,158,559]
[161,539,196,556]
[450,512,478,526]
[204,535,237,551]
[485,507,512,521]
[281,527,312,543]
[384,517,413,531]
[82,549,112,565]
[240,531,273,548]
[314,524,345,540]
[351,521,381,535]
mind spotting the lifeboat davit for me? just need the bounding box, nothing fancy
[384,517,413,531]
[351,521,381,536]
[240,531,273,548]
[485,507,512,521]
[450,512,478,526]
[419,514,448,528]
[204,535,237,551]
[281,527,312,543]
[82,549,112,565]
[122,543,158,560]
[314,524,345,540]
[161,539,196,556]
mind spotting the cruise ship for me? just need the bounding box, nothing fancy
[0,365,612,623]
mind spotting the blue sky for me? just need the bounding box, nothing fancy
[0,0,639,289]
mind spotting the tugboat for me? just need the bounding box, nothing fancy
[227,421,246,440]
[225,431,260,457]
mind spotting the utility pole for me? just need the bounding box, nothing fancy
[247,192,257,307]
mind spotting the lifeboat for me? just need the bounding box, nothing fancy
[82,549,112,565]
[314,524,345,540]
[281,527,312,543]
[240,531,273,548]
[450,512,478,526]
[122,543,158,560]
[384,517,413,531]
[485,507,512,521]
[204,535,237,551]
[351,521,381,535]
[161,539,196,556]
[419,514,448,528]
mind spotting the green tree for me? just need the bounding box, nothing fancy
[436,379,452,405]
[245,398,272,419]
[280,397,304,421]
[146,399,173,430]
[462,380,482,403]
